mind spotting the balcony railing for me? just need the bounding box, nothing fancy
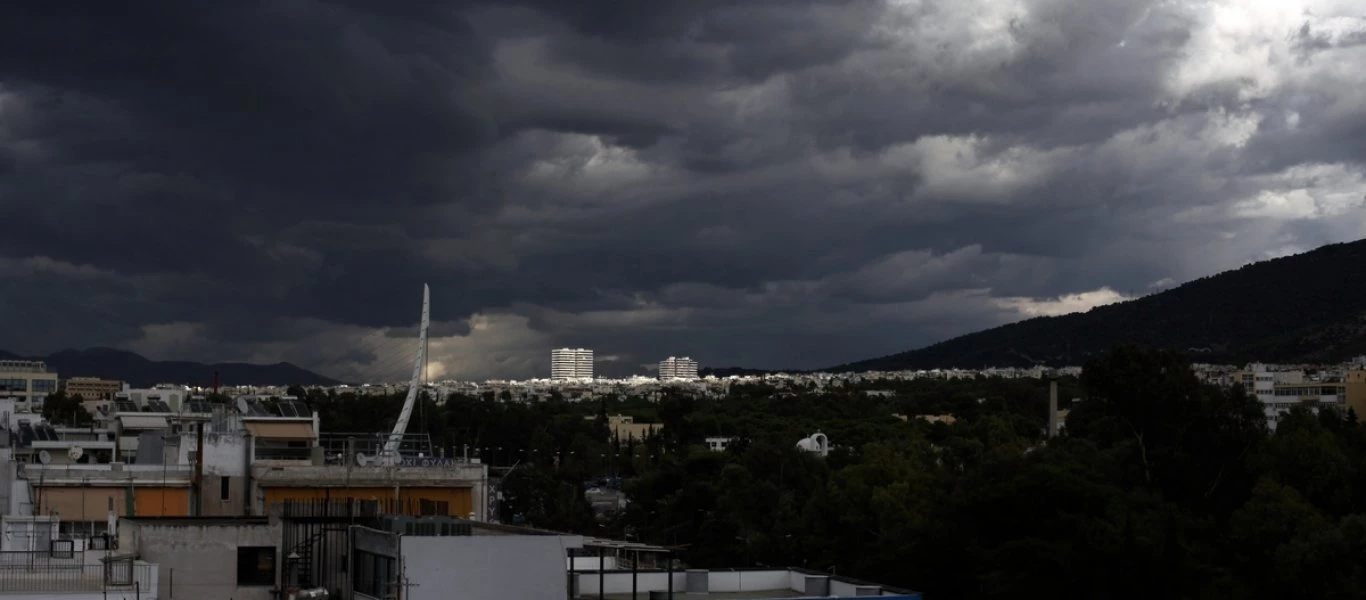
[0,554,153,593]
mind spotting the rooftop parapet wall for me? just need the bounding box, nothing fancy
[19,464,192,486]
[251,463,486,487]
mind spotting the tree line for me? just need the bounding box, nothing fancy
[299,347,1366,597]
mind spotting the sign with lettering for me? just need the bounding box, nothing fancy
[399,457,454,468]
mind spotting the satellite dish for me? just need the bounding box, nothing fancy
[69,446,84,461]
[235,397,250,415]
[354,453,371,467]
[37,450,52,464]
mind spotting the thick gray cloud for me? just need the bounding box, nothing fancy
[3,0,1365,380]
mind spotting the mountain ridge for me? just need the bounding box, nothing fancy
[0,347,340,388]
[829,239,1366,372]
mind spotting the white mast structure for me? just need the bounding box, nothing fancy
[379,283,429,464]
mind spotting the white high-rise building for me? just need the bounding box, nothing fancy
[551,348,594,380]
[658,356,699,380]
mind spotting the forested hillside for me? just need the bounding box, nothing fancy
[832,239,1366,371]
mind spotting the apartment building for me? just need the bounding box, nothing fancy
[551,348,594,380]
[658,356,699,380]
[62,377,123,401]
[0,360,58,408]
[1235,363,1359,429]
[584,414,660,442]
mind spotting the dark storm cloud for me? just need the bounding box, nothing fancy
[3,0,1365,379]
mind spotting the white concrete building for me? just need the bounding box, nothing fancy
[1,514,158,599]
[1238,363,1347,430]
[0,360,58,410]
[551,348,594,380]
[118,516,279,600]
[658,356,699,380]
[351,520,584,600]
[704,437,735,452]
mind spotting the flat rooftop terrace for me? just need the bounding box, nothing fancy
[573,568,921,599]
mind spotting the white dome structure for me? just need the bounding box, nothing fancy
[796,432,830,457]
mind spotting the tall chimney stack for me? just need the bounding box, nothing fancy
[1047,378,1059,438]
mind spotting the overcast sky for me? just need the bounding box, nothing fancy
[2,1,1365,381]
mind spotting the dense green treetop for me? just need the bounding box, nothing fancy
[302,345,1366,598]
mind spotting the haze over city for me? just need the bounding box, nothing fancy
[3,1,1365,381]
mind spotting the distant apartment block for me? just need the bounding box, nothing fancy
[1234,363,1366,430]
[0,360,58,407]
[705,436,735,452]
[658,356,699,380]
[62,376,123,401]
[551,348,594,380]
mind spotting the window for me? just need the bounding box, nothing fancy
[32,379,56,394]
[353,550,397,599]
[237,546,276,586]
[221,477,231,501]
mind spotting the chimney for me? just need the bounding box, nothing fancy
[1047,379,1059,438]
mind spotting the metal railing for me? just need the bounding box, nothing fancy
[0,560,153,593]
[0,549,82,566]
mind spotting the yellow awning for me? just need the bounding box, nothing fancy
[244,421,316,440]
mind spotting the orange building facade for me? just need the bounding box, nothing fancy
[261,486,474,517]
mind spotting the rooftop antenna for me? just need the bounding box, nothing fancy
[380,283,429,464]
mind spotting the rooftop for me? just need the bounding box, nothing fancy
[574,567,920,600]
[603,593,797,598]
[601,592,797,600]
[0,360,48,373]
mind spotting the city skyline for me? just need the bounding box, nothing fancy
[3,1,1365,382]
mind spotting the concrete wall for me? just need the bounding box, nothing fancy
[0,449,14,515]
[179,432,250,477]
[402,535,583,600]
[831,578,882,596]
[576,571,684,597]
[6,462,33,516]
[200,473,250,517]
[173,432,250,517]
[120,519,281,600]
[576,570,793,597]
[569,555,620,571]
[574,569,914,599]
[709,570,790,593]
